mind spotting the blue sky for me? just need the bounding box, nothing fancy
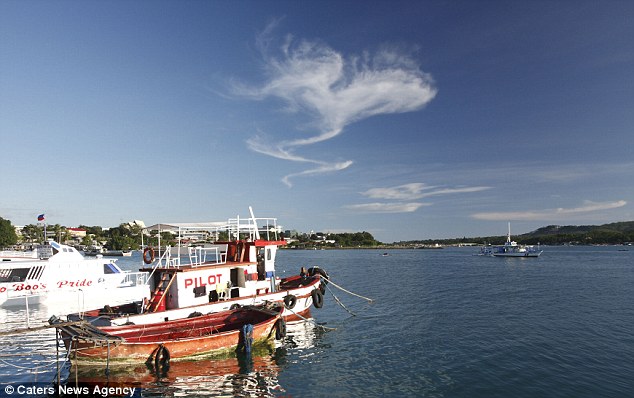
[1,1,633,242]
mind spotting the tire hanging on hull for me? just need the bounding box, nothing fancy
[275,318,286,340]
[151,344,170,374]
[311,289,324,309]
[283,294,297,309]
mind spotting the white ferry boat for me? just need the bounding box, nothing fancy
[0,241,150,313]
[72,209,328,326]
[481,223,543,258]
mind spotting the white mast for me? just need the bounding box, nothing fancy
[249,206,260,240]
[507,222,511,243]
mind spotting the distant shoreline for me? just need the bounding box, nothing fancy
[283,243,632,250]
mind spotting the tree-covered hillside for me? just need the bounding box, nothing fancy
[395,221,634,246]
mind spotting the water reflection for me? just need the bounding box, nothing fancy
[66,351,282,397]
[0,306,60,387]
[282,318,323,350]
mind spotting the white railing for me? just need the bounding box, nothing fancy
[143,210,281,282]
[226,216,280,241]
[122,271,149,286]
[0,250,37,259]
[0,245,52,260]
[188,245,227,267]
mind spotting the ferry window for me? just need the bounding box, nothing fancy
[0,268,29,282]
[267,248,271,260]
[103,263,120,274]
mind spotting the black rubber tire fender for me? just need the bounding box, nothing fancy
[311,289,324,309]
[283,294,297,309]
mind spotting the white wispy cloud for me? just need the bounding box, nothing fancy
[346,182,491,213]
[235,24,437,186]
[361,183,433,200]
[361,183,491,200]
[344,202,430,213]
[471,200,627,221]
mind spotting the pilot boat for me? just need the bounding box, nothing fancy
[69,208,328,326]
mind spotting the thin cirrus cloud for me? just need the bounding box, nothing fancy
[345,202,432,213]
[471,200,627,221]
[345,183,492,213]
[233,24,437,187]
[362,183,491,200]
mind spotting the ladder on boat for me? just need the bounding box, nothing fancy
[148,272,176,313]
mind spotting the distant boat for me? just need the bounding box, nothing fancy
[417,243,443,249]
[479,223,543,258]
[82,245,104,256]
[102,250,133,257]
[475,246,493,256]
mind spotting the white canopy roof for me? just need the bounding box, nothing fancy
[144,222,228,232]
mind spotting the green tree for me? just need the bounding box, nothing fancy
[217,231,229,241]
[0,217,18,248]
[20,224,42,243]
[332,231,381,247]
[106,223,143,250]
[81,235,93,246]
[48,224,70,243]
[80,225,107,245]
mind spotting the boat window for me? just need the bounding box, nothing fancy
[0,268,29,282]
[103,263,120,274]
[193,286,206,298]
[267,248,271,261]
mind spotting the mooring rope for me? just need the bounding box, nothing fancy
[285,307,336,331]
[325,283,356,316]
[326,279,374,303]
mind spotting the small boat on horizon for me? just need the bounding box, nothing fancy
[83,246,133,257]
[477,223,543,258]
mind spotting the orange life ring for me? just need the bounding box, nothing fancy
[143,247,155,264]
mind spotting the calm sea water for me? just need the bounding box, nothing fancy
[1,246,633,397]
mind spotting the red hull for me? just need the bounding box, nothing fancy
[57,306,283,364]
